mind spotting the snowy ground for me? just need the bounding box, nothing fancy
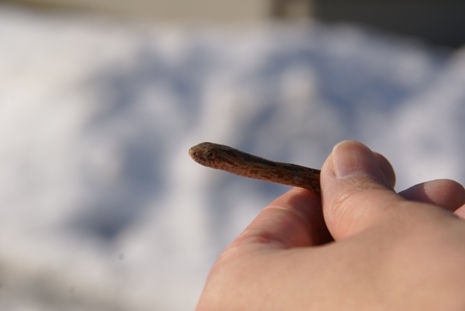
[0,5,464,311]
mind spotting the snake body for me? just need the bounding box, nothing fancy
[189,142,321,194]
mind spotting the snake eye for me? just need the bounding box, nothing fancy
[205,151,213,160]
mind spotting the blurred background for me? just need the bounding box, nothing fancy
[0,0,464,310]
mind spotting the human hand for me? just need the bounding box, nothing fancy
[196,140,465,311]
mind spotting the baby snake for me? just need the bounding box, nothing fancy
[189,142,321,194]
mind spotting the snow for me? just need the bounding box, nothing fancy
[0,5,464,311]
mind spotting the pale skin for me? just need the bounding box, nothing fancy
[196,140,465,311]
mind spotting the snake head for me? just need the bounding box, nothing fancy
[188,142,217,166]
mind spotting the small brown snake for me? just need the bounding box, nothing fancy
[189,142,321,194]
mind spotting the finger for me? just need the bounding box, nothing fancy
[454,204,465,219]
[374,152,396,188]
[233,188,332,251]
[321,140,403,240]
[400,179,465,212]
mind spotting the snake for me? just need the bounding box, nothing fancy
[189,142,321,194]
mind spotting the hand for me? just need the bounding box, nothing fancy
[196,140,465,311]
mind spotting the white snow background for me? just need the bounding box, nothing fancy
[0,4,464,311]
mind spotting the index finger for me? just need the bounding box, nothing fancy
[233,188,332,251]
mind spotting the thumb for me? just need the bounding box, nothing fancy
[321,140,402,240]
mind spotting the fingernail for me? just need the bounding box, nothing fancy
[331,141,386,182]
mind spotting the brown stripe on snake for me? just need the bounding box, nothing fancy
[188,142,321,194]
